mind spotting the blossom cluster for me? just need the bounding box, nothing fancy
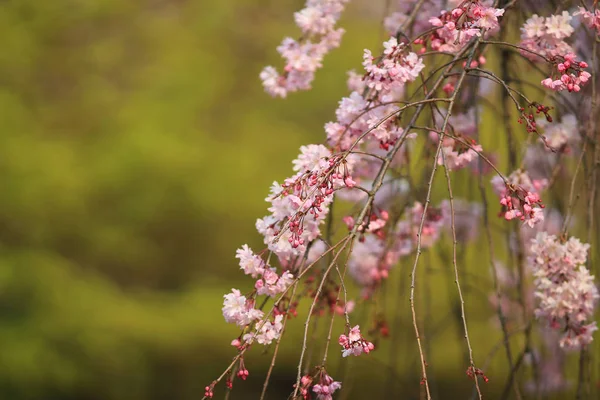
[575,6,600,34]
[222,289,263,327]
[424,1,505,53]
[258,144,355,262]
[363,37,425,96]
[431,114,483,171]
[338,325,375,357]
[384,0,463,37]
[236,245,294,297]
[535,114,579,152]
[325,38,422,153]
[492,170,547,228]
[347,201,451,294]
[260,0,349,97]
[243,314,285,345]
[296,371,342,400]
[530,232,599,349]
[520,12,574,61]
[541,53,591,92]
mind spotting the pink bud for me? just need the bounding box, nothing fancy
[344,176,356,188]
[451,8,464,18]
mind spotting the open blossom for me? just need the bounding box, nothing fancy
[536,114,579,151]
[236,245,265,278]
[363,37,424,95]
[243,315,284,345]
[294,0,347,36]
[347,201,446,293]
[545,11,574,39]
[530,232,599,349]
[431,108,482,170]
[255,269,294,297]
[575,7,600,34]
[437,135,482,170]
[326,91,410,151]
[472,3,505,30]
[260,0,349,97]
[312,373,342,400]
[293,144,332,173]
[401,202,445,249]
[348,235,388,288]
[520,13,574,61]
[222,289,264,327]
[338,325,375,357]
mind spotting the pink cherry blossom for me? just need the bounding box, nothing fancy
[338,325,375,357]
[222,289,264,327]
[530,232,599,350]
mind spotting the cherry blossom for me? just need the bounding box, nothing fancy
[520,13,574,61]
[362,37,424,96]
[530,232,599,349]
[243,315,285,345]
[575,7,600,34]
[338,325,375,357]
[260,0,349,97]
[312,373,342,400]
[222,289,264,327]
[536,114,579,152]
[492,170,547,228]
[235,245,265,278]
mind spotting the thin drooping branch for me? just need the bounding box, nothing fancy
[440,143,482,399]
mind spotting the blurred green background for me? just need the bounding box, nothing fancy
[0,0,381,398]
[0,1,597,399]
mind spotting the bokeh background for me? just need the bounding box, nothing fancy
[0,1,597,399]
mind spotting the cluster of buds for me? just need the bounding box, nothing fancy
[338,325,375,357]
[499,184,545,228]
[236,359,249,381]
[518,103,553,135]
[542,53,591,92]
[466,366,490,383]
[295,375,313,399]
[204,382,216,399]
